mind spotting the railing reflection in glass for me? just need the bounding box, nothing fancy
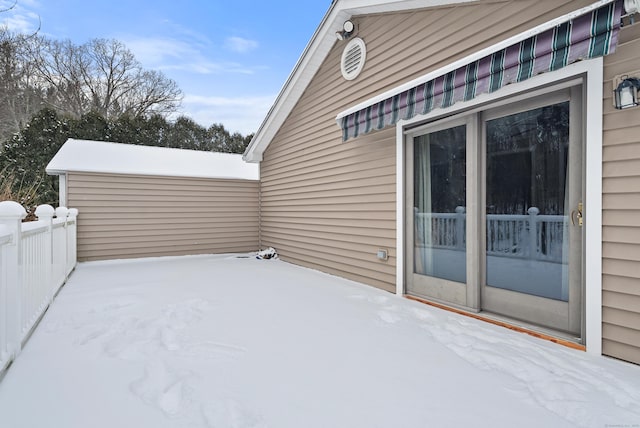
[413,124,466,283]
[414,209,569,299]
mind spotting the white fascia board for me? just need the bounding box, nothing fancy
[45,168,64,176]
[344,0,476,15]
[242,0,479,163]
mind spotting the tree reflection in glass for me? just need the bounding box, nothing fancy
[414,125,466,283]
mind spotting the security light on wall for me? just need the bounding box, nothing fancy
[343,20,354,33]
[336,20,355,40]
[613,75,640,109]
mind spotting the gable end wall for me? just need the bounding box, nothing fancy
[259,0,595,293]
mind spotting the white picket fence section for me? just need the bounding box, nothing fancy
[0,202,78,375]
[416,206,567,263]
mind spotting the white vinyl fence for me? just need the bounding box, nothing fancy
[0,202,78,375]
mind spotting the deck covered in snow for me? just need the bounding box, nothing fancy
[0,255,638,428]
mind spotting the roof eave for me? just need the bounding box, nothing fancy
[242,0,480,163]
[243,1,346,163]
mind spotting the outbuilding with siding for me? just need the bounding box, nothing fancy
[47,139,259,261]
[244,0,640,365]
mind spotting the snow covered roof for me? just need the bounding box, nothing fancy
[46,139,259,180]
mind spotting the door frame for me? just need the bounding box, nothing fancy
[395,58,604,354]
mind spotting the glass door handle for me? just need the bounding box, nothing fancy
[571,202,583,227]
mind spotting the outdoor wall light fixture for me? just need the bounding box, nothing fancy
[624,0,640,14]
[623,0,640,23]
[614,76,640,109]
[336,20,355,40]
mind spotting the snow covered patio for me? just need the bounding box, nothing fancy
[0,255,639,428]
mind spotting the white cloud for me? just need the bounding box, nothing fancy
[124,36,199,65]
[120,33,274,135]
[0,0,41,32]
[177,93,276,135]
[159,61,256,76]
[161,19,212,46]
[224,36,258,54]
[10,0,40,7]
[1,10,40,34]
[124,35,260,75]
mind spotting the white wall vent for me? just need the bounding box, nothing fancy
[341,37,366,81]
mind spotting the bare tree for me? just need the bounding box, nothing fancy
[0,29,46,142]
[115,69,182,118]
[26,37,182,119]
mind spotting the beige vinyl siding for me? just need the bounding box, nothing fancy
[259,0,594,292]
[262,129,397,291]
[602,20,640,365]
[67,172,259,261]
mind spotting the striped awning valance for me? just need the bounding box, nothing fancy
[338,0,623,141]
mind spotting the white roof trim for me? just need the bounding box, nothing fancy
[242,0,479,163]
[336,0,616,122]
[47,139,259,180]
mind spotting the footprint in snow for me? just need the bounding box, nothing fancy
[77,325,112,345]
[163,298,212,327]
[177,341,247,362]
[130,360,192,417]
[158,380,186,416]
[372,295,390,304]
[160,327,180,351]
[348,294,389,305]
[88,299,137,314]
[410,307,435,322]
[377,309,402,324]
[201,399,267,428]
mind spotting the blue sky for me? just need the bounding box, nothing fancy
[1,0,331,135]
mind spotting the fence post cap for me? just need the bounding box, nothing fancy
[0,201,27,219]
[68,208,79,218]
[55,207,69,218]
[527,207,540,215]
[35,204,55,218]
[455,206,466,214]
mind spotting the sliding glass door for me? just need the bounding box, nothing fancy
[481,90,583,334]
[406,87,583,336]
